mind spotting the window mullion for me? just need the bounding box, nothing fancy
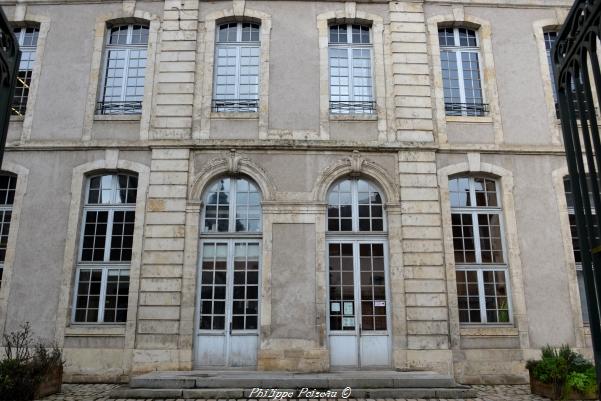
[235,46,241,100]
[98,268,108,323]
[105,209,114,262]
[352,180,359,232]
[121,48,131,103]
[473,210,482,265]
[348,47,354,103]
[230,179,237,232]
[456,50,467,114]
[477,269,487,323]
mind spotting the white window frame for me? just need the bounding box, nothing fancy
[12,26,39,117]
[201,177,262,233]
[326,178,386,233]
[328,24,374,115]
[0,174,16,288]
[564,175,593,324]
[97,24,149,115]
[439,27,487,117]
[213,22,261,113]
[451,176,513,324]
[71,174,136,324]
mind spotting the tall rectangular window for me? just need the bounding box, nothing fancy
[97,24,149,115]
[544,31,558,102]
[563,176,600,324]
[328,24,374,114]
[213,22,260,112]
[450,176,511,324]
[0,174,16,288]
[12,27,39,116]
[73,174,137,323]
[438,27,487,116]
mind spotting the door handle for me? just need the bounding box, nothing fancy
[229,321,232,336]
[359,324,362,335]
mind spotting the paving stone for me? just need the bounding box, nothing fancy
[36,383,553,401]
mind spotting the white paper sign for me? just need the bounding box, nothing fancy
[342,317,355,327]
[343,301,354,315]
[375,301,386,307]
[331,302,341,312]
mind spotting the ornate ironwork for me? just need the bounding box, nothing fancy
[329,100,375,114]
[444,102,489,117]
[96,100,142,115]
[554,0,601,385]
[0,7,20,168]
[212,98,258,113]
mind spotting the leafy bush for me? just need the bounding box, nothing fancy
[0,322,64,401]
[526,344,598,400]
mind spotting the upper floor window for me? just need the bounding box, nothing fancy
[544,31,558,102]
[202,177,261,233]
[449,176,511,324]
[0,174,16,287]
[438,27,488,117]
[563,175,600,324]
[328,24,374,114]
[12,26,39,116]
[213,22,260,113]
[97,24,149,115]
[327,178,384,232]
[73,173,138,323]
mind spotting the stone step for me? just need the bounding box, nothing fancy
[112,386,476,399]
[129,370,457,389]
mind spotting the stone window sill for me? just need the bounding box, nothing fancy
[446,116,493,124]
[460,326,518,337]
[65,325,126,337]
[330,114,377,121]
[211,112,258,120]
[94,114,141,122]
[9,115,24,122]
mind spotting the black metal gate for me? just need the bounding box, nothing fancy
[554,0,601,386]
[0,7,19,168]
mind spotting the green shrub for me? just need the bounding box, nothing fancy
[0,323,64,401]
[526,344,598,400]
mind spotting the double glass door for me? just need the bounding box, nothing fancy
[327,240,391,368]
[195,240,260,367]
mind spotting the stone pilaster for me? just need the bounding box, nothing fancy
[399,150,452,374]
[389,1,434,142]
[151,0,199,139]
[133,148,190,372]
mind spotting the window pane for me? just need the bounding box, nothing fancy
[11,27,39,116]
[81,211,108,261]
[103,269,129,323]
[482,270,510,323]
[456,270,481,323]
[73,269,103,322]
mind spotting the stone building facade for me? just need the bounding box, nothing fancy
[0,0,588,385]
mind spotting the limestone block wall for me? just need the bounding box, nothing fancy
[133,148,190,372]
[390,1,434,143]
[150,0,199,139]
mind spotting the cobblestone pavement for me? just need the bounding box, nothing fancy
[37,384,555,401]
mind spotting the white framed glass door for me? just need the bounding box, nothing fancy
[327,240,391,368]
[195,240,260,367]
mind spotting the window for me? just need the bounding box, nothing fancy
[199,177,261,332]
[0,174,16,287]
[328,24,374,114]
[97,24,149,115]
[72,174,137,323]
[12,27,39,116]
[544,31,558,102]
[449,176,511,324]
[326,178,387,332]
[563,175,601,324]
[213,22,260,112]
[438,27,487,116]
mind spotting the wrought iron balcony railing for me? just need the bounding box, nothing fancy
[212,98,258,113]
[329,100,375,114]
[96,101,142,115]
[445,102,489,117]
